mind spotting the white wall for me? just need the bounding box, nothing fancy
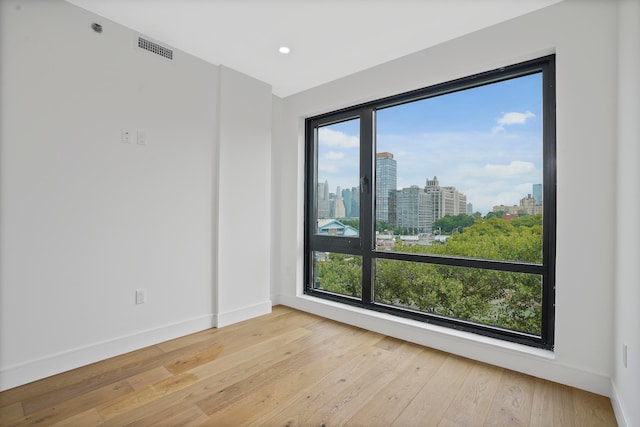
[273,0,620,398]
[271,95,284,302]
[613,1,640,426]
[215,66,272,326]
[0,0,219,390]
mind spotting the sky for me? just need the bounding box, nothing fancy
[317,72,543,214]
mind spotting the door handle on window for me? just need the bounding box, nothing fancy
[360,176,369,194]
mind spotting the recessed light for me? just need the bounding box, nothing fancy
[279,46,291,54]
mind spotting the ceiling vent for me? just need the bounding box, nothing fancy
[137,36,173,60]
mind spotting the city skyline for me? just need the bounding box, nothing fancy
[317,72,543,214]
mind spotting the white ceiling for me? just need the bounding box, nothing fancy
[66,0,563,97]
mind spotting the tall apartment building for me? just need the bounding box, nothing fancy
[493,193,543,216]
[389,185,430,231]
[375,152,397,223]
[425,176,467,232]
[520,194,543,215]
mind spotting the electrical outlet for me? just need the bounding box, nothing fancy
[623,344,628,368]
[121,128,131,143]
[135,289,146,305]
[136,130,146,146]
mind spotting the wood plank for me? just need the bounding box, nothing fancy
[7,380,134,427]
[114,403,209,427]
[155,307,316,353]
[390,354,474,426]
[164,344,225,375]
[2,345,165,411]
[572,389,618,427]
[51,408,103,427]
[196,329,382,417]
[297,342,427,426]
[19,334,227,415]
[552,383,577,426]
[343,346,448,426]
[92,325,320,426]
[484,369,535,426]
[0,402,24,425]
[529,377,556,427]
[126,366,173,391]
[97,373,198,422]
[233,335,408,426]
[440,361,503,427]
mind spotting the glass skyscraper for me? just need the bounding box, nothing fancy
[532,183,543,206]
[375,152,397,223]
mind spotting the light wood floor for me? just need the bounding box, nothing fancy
[0,306,617,426]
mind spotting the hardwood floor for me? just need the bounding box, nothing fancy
[0,306,617,426]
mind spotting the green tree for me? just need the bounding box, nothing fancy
[484,210,507,220]
[315,253,362,298]
[433,214,475,234]
[381,218,543,334]
[316,216,544,335]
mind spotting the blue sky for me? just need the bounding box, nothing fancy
[317,73,543,214]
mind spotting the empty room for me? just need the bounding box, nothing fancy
[1,0,638,425]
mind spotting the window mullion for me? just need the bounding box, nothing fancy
[360,108,375,304]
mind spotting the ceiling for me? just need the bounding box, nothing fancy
[65,0,563,97]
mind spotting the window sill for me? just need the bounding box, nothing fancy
[293,293,555,362]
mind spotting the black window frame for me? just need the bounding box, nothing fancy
[304,55,556,349]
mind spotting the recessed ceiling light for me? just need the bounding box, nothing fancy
[279,46,291,55]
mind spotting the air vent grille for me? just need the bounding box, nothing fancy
[137,37,173,60]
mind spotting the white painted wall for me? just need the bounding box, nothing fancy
[273,0,620,399]
[215,66,272,326]
[0,0,221,390]
[613,1,640,426]
[271,95,284,302]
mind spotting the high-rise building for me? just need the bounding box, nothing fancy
[317,180,331,218]
[424,176,467,232]
[391,186,430,231]
[342,188,352,218]
[375,152,397,223]
[467,203,474,215]
[334,186,346,218]
[532,183,542,206]
[350,187,360,219]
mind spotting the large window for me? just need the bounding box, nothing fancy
[305,56,556,348]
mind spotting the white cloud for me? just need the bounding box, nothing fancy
[493,110,535,133]
[318,128,359,148]
[318,164,339,173]
[325,151,345,160]
[498,111,535,126]
[482,160,536,177]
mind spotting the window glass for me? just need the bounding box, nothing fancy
[375,73,543,264]
[375,259,543,336]
[313,252,362,298]
[316,119,360,236]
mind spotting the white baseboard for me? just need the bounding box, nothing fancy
[0,314,216,392]
[215,300,272,328]
[278,294,612,397]
[610,379,630,427]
